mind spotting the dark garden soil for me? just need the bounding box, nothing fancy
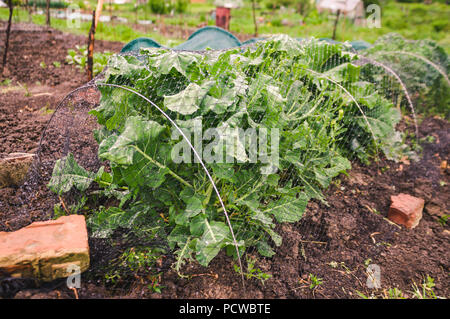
[0,22,123,153]
[0,26,449,299]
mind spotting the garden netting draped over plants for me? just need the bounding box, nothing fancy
[13,33,449,294]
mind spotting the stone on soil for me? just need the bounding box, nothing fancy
[0,153,34,188]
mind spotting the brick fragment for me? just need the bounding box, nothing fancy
[0,215,89,281]
[388,193,424,229]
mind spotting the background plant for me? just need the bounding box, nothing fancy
[66,45,113,76]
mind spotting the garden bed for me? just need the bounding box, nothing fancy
[0,27,448,299]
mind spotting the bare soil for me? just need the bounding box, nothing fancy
[0,26,448,299]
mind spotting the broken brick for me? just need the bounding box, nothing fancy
[388,193,424,229]
[0,215,89,281]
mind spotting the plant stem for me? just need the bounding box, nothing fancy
[252,0,258,37]
[133,145,193,189]
[332,9,341,40]
[46,0,50,26]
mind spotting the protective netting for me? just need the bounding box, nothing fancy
[2,34,449,297]
[361,33,449,119]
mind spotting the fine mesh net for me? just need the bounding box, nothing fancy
[3,34,449,296]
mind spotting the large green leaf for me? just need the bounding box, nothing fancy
[164,83,207,115]
[196,220,231,266]
[48,153,97,195]
[214,123,249,163]
[100,116,176,189]
[87,204,162,238]
[263,193,309,223]
[148,50,201,77]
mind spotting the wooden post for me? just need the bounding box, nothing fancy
[1,0,13,75]
[25,0,32,22]
[87,10,96,81]
[160,15,166,36]
[46,0,50,27]
[86,0,104,81]
[134,0,138,25]
[332,9,341,40]
[252,0,258,37]
[95,0,104,29]
[109,0,112,20]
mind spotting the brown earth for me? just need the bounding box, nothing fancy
[0,23,123,235]
[0,26,449,299]
[0,22,123,155]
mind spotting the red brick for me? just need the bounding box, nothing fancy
[0,215,89,281]
[388,193,424,229]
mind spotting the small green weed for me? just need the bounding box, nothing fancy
[438,214,448,227]
[234,256,272,285]
[356,275,444,299]
[39,103,55,115]
[103,246,165,293]
[1,78,11,86]
[411,275,442,299]
[17,81,31,97]
[308,273,323,290]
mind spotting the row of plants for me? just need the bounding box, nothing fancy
[66,45,113,77]
[147,0,189,14]
[361,33,449,118]
[24,0,68,9]
[48,35,415,280]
